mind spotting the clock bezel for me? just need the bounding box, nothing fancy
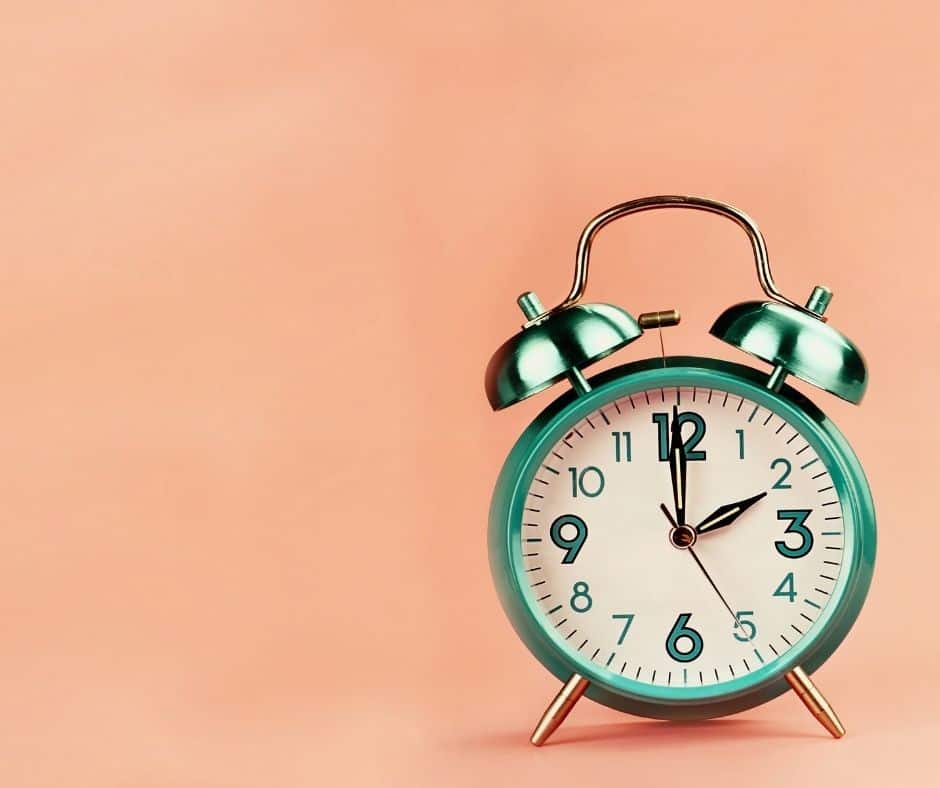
[489,356,876,720]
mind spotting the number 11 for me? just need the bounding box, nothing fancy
[612,431,632,462]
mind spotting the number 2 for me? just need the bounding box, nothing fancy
[771,458,792,489]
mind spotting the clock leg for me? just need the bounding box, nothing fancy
[785,666,846,738]
[530,673,589,746]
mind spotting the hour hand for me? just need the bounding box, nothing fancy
[695,492,767,534]
[668,405,687,526]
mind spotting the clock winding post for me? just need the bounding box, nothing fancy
[517,294,680,398]
[766,286,833,392]
[518,292,596,395]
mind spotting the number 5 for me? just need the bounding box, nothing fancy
[733,610,757,642]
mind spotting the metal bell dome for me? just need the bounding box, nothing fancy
[710,287,867,404]
[483,195,868,410]
[485,295,642,410]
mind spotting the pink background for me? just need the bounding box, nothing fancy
[1,3,936,785]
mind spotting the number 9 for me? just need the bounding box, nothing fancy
[549,514,588,564]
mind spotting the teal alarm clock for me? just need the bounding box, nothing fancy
[485,196,875,745]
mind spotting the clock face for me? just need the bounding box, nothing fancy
[517,383,854,694]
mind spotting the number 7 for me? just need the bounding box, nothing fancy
[612,613,635,645]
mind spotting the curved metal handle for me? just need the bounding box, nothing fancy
[535,195,816,323]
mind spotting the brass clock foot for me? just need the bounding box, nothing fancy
[530,674,589,746]
[785,666,846,738]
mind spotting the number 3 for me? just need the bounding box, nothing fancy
[775,509,814,558]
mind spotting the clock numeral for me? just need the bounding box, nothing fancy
[570,581,593,613]
[665,613,703,662]
[568,466,605,498]
[770,457,792,489]
[775,509,814,558]
[549,514,588,564]
[773,572,797,602]
[652,411,707,461]
[612,431,632,462]
[732,610,757,642]
[611,613,635,645]
[735,428,745,460]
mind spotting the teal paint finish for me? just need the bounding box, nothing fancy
[488,356,876,721]
[484,302,642,410]
[710,301,867,404]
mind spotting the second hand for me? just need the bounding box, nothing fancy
[687,545,743,631]
[659,502,743,631]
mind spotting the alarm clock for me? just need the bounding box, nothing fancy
[485,196,875,745]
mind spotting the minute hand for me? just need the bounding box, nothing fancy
[668,405,687,526]
[695,491,767,534]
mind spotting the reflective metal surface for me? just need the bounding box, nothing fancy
[484,302,642,410]
[710,300,867,404]
[530,195,819,325]
[530,673,589,747]
[786,666,846,739]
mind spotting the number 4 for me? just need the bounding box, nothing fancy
[773,572,797,602]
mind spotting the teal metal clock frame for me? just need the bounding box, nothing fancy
[489,356,876,721]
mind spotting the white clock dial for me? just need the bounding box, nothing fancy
[521,385,850,687]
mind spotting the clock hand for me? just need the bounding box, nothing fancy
[695,491,768,534]
[668,405,687,526]
[659,502,744,631]
[686,546,745,631]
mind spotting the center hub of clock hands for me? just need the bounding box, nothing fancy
[669,523,697,549]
